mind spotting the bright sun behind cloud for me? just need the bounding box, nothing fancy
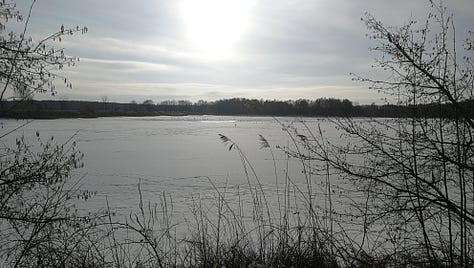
[180,0,254,60]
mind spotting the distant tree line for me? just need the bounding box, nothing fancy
[0,97,473,119]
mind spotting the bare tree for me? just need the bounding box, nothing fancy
[287,1,474,266]
[0,134,100,267]
[143,99,154,105]
[0,1,99,267]
[0,0,87,102]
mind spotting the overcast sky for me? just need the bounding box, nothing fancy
[16,0,474,104]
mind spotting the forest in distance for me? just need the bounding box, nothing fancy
[2,97,474,119]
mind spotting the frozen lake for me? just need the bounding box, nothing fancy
[0,115,344,228]
[1,115,463,263]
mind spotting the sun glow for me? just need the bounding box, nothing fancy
[180,0,254,60]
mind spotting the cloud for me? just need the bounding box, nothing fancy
[80,58,170,72]
[49,77,384,105]
[23,0,474,104]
